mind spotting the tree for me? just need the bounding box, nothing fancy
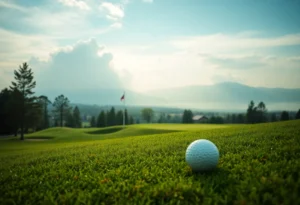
[158,113,166,123]
[25,99,43,132]
[237,114,245,123]
[107,107,116,126]
[97,111,106,127]
[280,111,289,121]
[73,106,81,128]
[65,109,74,128]
[9,62,36,140]
[246,101,255,124]
[116,110,123,125]
[182,110,187,123]
[53,95,70,127]
[141,108,154,123]
[296,109,300,119]
[232,114,237,123]
[256,101,267,123]
[0,88,16,134]
[90,116,96,127]
[182,110,193,123]
[129,116,134,124]
[209,116,224,124]
[246,101,268,124]
[125,109,129,125]
[270,113,277,122]
[38,95,51,130]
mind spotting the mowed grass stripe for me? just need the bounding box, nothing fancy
[0,120,299,204]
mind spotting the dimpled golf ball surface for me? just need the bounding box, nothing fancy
[186,139,219,172]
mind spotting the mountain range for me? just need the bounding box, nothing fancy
[37,82,300,111]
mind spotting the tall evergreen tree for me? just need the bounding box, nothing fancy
[237,114,245,123]
[10,62,36,140]
[90,116,96,127]
[97,111,106,127]
[65,109,75,128]
[246,101,255,124]
[107,107,116,126]
[73,106,81,128]
[53,95,70,127]
[116,110,123,125]
[182,110,187,123]
[187,110,194,123]
[129,116,134,124]
[296,109,300,119]
[125,109,129,125]
[38,95,51,130]
[182,109,193,123]
[0,88,18,134]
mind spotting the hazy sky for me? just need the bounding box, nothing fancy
[1,0,300,93]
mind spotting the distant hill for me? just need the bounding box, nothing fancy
[145,82,300,110]
[37,82,300,111]
[36,89,167,107]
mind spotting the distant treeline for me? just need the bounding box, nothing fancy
[88,107,135,128]
[178,101,300,124]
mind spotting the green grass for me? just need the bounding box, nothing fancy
[0,121,300,204]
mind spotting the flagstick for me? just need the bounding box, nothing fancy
[123,91,125,128]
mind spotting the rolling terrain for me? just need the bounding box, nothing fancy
[0,120,300,204]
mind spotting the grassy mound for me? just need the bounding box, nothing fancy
[0,120,299,204]
[86,127,124,134]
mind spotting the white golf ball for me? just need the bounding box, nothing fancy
[185,139,219,172]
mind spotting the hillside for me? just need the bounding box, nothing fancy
[1,120,300,204]
[146,82,300,110]
[37,82,300,111]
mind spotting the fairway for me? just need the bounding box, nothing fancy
[1,121,300,204]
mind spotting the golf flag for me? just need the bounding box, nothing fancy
[120,93,125,101]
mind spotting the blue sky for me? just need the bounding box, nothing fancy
[0,0,300,93]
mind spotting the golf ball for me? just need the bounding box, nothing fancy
[185,139,219,172]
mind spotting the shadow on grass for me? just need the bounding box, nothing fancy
[187,167,233,193]
[86,127,124,135]
[8,136,55,141]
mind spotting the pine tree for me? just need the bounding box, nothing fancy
[246,101,255,124]
[97,111,106,127]
[38,95,51,130]
[107,107,116,126]
[90,116,96,127]
[125,109,129,125]
[296,109,300,119]
[73,106,81,128]
[65,109,74,128]
[116,110,123,125]
[10,62,36,140]
[129,116,134,124]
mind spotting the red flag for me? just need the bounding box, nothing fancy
[120,93,125,101]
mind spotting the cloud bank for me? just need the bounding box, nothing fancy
[31,39,122,92]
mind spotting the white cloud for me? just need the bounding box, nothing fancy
[99,2,124,21]
[58,0,90,10]
[170,33,300,55]
[110,22,122,29]
[31,38,121,92]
